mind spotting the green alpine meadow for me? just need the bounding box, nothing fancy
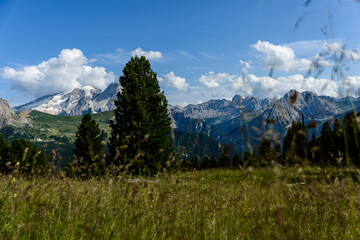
[1,168,360,239]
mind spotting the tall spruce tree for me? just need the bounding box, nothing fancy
[283,121,308,164]
[258,137,274,167]
[342,112,360,165]
[319,121,332,165]
[70,113,106,178]
[218,146,232,168]
[109,56,172,175]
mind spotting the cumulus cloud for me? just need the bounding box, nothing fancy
[0,49,116,97]
[252,40,312,72]
[131,48,163,59]
[159,72,189,91]
[323,42,360,61]
[239,74,341,98]
[198,72,236,89]
[196,70,360,100]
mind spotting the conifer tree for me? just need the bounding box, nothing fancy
[218,146,232,168]
[243,150,256,168]
[70,113,105,178]
[201,155,212,169]
[232,153,241,168]
[0,133,11,173]
[10,138,47,175]
[210,154,218,168]
[108,56,172,175]
[258,137,274,166]
[283,121,308,164]
[342,112,360,165]
[274,142,282,161]
[319,121,332,165]
[308,133,320,165]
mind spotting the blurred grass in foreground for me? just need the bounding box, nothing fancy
[1,167,360,239]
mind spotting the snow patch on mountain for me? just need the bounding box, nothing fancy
[13,84,121,115]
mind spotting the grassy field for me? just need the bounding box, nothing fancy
[28,110,114,142]
[1,167,360,239]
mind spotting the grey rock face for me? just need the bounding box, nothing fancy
[0,98,29,128]
[92,82,122,113]
[172,96,273,125]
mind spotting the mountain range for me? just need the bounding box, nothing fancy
[8,83,360,151]
[14,83,121,115]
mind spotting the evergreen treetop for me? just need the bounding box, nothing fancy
[109,56,172,175]
[71,113,106,178]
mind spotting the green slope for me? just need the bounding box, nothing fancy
[28,110,114,142]
[1,110,226,168]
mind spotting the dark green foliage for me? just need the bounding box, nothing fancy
[282,112,360,167]
[283,121,308,164]
[232,153,241,168]
[201,155,212,169]
[308,133,320,165]
[1,138,48,175]
[258,137,275,166]
[69,114,106,178]
[191,156,201,169]
[0,133,48,175]
[211,154,218,168]
[331,118,344,164]
[243,150,256,167]
[0,133,9,154]
[319,121,333,165]
[274,142,281,158]
[342,112,360,165]
[0,134,11,172]
[109,56,172,175]
[172,129,223,163]
[218,146,232,168]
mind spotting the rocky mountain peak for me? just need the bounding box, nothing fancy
[0,98,29,128]
[232,94,243,104]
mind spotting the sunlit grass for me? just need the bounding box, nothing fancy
[1,167,360,239]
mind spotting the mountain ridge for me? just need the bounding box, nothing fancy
[10,84,360,152]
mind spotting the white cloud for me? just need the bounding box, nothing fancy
[252,40,312,72]
[240,59,252,70]
[159,72,189,91]
[240,74,340,98]
[131,48,163,59]
[322,42,360,60]
[198,72,236,89]
[198,51,218,60]
[344,76,360,96]
[196,69,360,100]
[0,48,116,97]
[285,40,326,56]
[96,48,129,65]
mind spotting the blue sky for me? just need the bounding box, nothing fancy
[0,0,360,106]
